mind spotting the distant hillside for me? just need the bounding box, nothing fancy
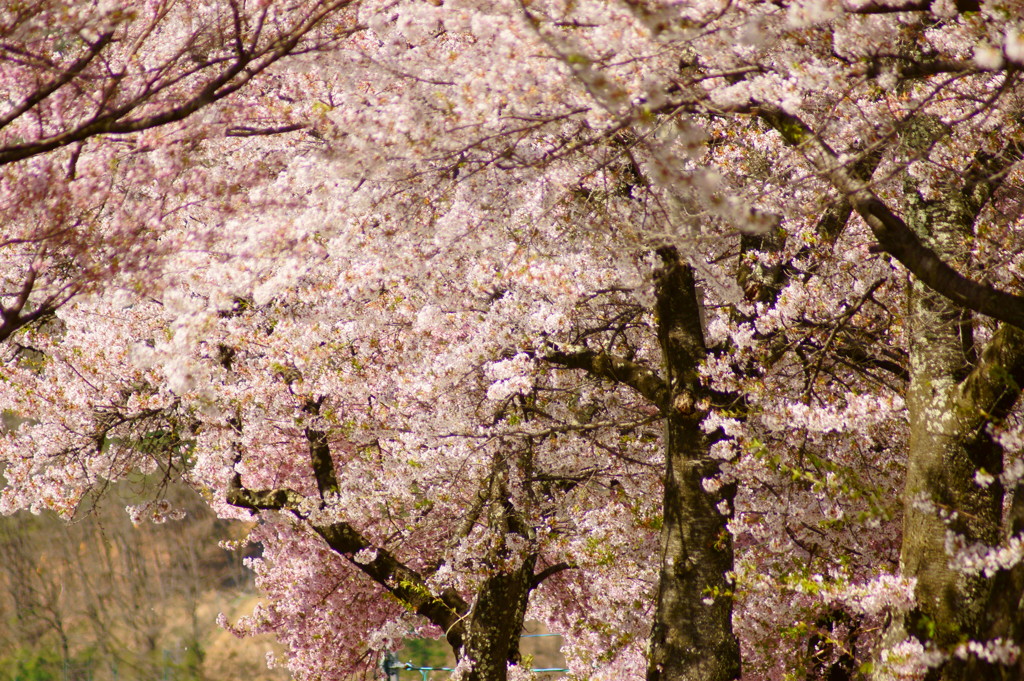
[0,477,566,681]
[0,478,289,681]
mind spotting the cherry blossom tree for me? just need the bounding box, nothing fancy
[3,1,1024,681]
[0,0,354,343]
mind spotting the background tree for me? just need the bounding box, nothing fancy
[0,478,273,681]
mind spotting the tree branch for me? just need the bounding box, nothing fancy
[541,345,670,409]
[225,123,306,137]
[0,257,65,343]
[0,31,115,131]
[313,521,471,641]
[0,1,353,166]
[881,58,980,79]
[301,397,339,498]
[961,138,1024,218]
[858,196,1024,329]
[226,469,470,643]
[756,104,1024,331]
[530,562,572,589]
[841,0,979,14]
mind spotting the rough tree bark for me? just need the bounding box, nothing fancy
[455,468,537,681]
[887,133,1024,680]
[645,247,740,681]
[899,190,1001,673]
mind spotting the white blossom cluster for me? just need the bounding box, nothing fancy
[947,531,1024,578]
[821,574,917,616]
[484,352,537,402]
[954,638,1020,666]
[877,638,946,681]
[125,500,187,526]
[761,393,906,434]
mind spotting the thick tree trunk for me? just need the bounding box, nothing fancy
[901,278,1001,667]
[893,187,1008,680]
[454,559,536,681]
[969,486,1024,680]
[647,247,741,681]
[449,467,537,681]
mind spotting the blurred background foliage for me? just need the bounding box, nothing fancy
[0,477,287,681]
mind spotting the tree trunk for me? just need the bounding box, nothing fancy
[894,187,1006,679]
[449,465,537,681]
[901,282,1001,672]
[454,559,536,681]
[969,485,1024,680]
[647,247,741,681]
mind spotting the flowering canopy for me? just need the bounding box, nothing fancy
[3,1,1024,680]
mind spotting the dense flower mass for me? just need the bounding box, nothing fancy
[3,1,1024,680]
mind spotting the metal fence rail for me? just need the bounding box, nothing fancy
[381,634,569,680]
